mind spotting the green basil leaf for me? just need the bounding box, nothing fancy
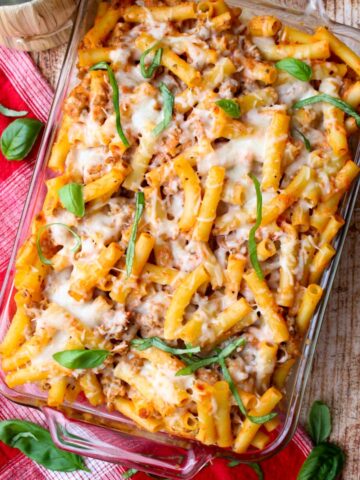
[0,103,28,117]
[153,82,174,136]
[215,99,241,118]
[175,355,219,376]
[0,420,88,472]
[275,58,312,81]
[218,337,246,360]
[248,173,264,280]
[176,337,246,376]
[218,357,247,416]
[248,412,278,424]
[58,183,85,217]
[140,42,163,79]
[293,93,360,127]
[53,349,110,369]
[249,462,264,479]
[126,191,145,277]
[1,118,43,161]
[307,400,332,445]
[123,469,138,479]
[36,223,81,266]
[228,459,241,467]
[90,61,129,147]
[297,442,345,480]
[131,337,201,355]
[294,127,311,152]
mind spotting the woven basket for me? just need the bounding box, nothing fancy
[0,0,78,51]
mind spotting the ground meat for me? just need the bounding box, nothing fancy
[195,367,220,385]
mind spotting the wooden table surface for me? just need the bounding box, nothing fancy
[31,2,360,478]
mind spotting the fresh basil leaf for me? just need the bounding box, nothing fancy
[1,118,43,161]
[90,61,129,147]
[248,173,264,280]
[293,93,360,127]
[228,459,241,467]
[140,42,163,79]
[248,412,278,424]
[297,442,345,480]
[131,337,201,355]
[53,349,110,369]
[218,337,246,360]
[218,357,247,416]
[123,469,138,479]
[294,127,311,152]
[0,103,28,117]
[0,420,88,472]
[215,99,241,118]
[58,183,85,217]
[36,223,81,266]
[153,82,174,136]
[176,355,219,376]
[307,400,332,445]
[126,191,145,277]
[176,337,246,376]
[275,58,312,81]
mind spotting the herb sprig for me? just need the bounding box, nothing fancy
[153,82,174,136]
[131,337,200,355]
[126,191,145,277]
[140,42,163,79]
[293,93,360,127]
[90,61,129,147]
[248,173,264,280]
[36,223,81,266]
[294,127,311,152]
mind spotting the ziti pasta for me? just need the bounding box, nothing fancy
[2,0,360,454]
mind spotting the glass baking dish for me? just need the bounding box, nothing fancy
[0,0,359,477]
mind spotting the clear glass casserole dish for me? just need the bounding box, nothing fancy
[0,0,359,477]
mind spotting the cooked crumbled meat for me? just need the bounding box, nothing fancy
[97,306,130,340]
[195,367,220,385]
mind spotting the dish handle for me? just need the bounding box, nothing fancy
[43,407,213,479]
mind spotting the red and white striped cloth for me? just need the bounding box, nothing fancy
[0,46,312,479]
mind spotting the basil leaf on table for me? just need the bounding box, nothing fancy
[126,191,145,277]
[248,173,264,280]
[0,103,28,117]
[153,82,174,136]
[140,42,163,79]
[297,442,345,480]
[0,420,88,472]
[1,118,43,161]
[59,183,85,217]
[293,93,360,127]
[53,349,110,369]
[90,61,129,147]
[131,337,200,355]
[307,400,331,445]
[275,58,312,81]
[215,99,241,118]
[36,223,81,266]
